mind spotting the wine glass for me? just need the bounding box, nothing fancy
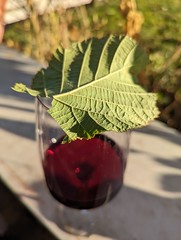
[36,97,131,238]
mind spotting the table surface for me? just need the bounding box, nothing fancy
[0,46,181,240]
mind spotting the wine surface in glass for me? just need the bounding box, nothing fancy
[43,135,124,209]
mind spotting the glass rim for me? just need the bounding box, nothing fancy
[36,96,52,110]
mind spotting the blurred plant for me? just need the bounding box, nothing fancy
[120,0,144,40]
[137,0,181,131]
[4,1,125,63]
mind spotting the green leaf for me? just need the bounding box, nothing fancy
[12,83,40,96]
[49,72,158,142]
[13,35,159,142]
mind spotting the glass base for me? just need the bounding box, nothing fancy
[54,193,123,239]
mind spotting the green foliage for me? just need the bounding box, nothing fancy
[13,35,158,142]
[137,0,181,131]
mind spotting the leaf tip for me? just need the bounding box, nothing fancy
[11,83,27,93]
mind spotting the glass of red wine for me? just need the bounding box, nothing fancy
[36,97,131,237]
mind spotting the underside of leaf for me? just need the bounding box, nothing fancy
[12,35,159,142]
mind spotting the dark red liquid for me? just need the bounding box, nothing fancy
[43,135,124,209]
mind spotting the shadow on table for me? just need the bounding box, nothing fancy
[135,124,181,147]
[0,103,34,113]
[26,178,181,240]
[0,118,35,140]
[0,47,38,140]
[0,47,40,99]
[130,148,181,193]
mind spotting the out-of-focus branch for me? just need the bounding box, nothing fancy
[120,0,144,40]
[162,46,181,71]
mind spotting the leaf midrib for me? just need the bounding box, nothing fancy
[68,85,149,95]
[54,64,138,98]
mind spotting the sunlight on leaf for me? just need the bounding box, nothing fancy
[13,35,159,142]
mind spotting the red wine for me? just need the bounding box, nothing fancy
[43,135,124,209]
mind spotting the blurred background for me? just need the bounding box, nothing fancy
[2,0,181,136]
[0,1,181,239]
